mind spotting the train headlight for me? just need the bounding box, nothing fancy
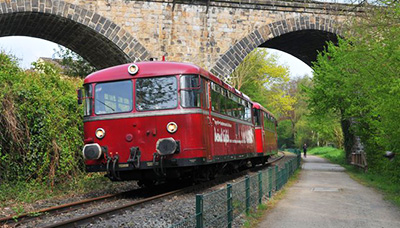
[95,128,106,139]
[128,64,139,75]
[166,122,178,133]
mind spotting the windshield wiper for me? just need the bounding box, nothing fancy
[96,99,115,111]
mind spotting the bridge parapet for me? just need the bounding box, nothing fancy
[0,0,362,78]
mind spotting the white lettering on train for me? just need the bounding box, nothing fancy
[213,128,254,144]
[213,119,233,128]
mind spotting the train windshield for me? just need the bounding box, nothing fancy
[135,76,178,111]
[94,80,133,115]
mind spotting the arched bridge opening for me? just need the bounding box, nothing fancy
[211,16,343,79]
[260,30,338,66]
[0,0,150,69]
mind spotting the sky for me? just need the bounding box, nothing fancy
[0,36,313,78]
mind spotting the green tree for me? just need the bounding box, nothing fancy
[53,45,96,78]
[308,0,400,181]
[229,49,295,117]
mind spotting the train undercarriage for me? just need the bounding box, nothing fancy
[104,155,271,187]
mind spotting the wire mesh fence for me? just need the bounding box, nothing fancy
[170,150,301,228]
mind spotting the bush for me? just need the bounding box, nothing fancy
[0,52,83,187]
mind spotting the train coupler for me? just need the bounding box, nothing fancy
[152,153,166,178]
[128,147,141,168]
[106,155,121,181]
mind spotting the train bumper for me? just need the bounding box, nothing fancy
[82,143,103,160]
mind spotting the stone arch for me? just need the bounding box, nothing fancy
[0,0,150,69]
[211,15,343,79]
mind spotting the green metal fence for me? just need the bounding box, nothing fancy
[170,150,301,228]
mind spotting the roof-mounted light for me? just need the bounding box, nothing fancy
[128,64,139,75]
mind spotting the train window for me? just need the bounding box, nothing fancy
[201,79,209,109]
[220,90,227,115]
[263,112,269,130]
[181,90,201,108]
[84,84,93,116]
[239,104,245,120]
[180,75,200,89]
[211,87,221,112]
[94,80,133,115]
[136,76,178,111]
[225,94,235,116]
[253,109,261,126]
[180,75,201,108]
[245,106,252,122]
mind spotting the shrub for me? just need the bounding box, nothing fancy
[0,52,83,187]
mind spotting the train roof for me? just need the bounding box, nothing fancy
[84,61,251,101]
[84,61,216,84]
[253,102,276,120]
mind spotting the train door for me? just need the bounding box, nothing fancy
[253,108,264,153]
[263,112,269,153]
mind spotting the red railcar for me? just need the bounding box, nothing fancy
[79,62,277,184]
[253,103,278,159]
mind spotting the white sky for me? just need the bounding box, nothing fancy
[0,36,313,78]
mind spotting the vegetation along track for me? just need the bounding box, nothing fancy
[2,152,285,227]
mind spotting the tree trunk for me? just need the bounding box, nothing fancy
[340,118,354,164]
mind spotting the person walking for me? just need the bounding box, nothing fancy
[303,143,307,158]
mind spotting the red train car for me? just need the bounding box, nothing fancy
[253,103,278,161]
[79,61,276,184]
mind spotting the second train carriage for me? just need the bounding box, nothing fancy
[79,61,277,183]
[253,103,278,162]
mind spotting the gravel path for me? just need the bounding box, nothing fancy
[258,155,400,228]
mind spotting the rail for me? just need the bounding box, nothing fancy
[42,188,188,228]
[0,189,141,226]
[170,149,301,228]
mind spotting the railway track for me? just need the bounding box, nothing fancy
[42,187,190,228]
[1,152,286,227]
[0,188,146,226]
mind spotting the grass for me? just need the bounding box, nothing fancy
[242,169,301,228]
[0,173,133,215]
[308,147,400,208]
[308,147,346,165]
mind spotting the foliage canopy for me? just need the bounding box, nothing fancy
[307,0,400,182]
[229,49,295,118]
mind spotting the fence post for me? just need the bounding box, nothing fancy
[297,149,301,168]
[289,159,293,175]
[268,167,272,198]
[227,184,233,228]
[275,165,279,191]
[245,175,250,215]
[285,163,289,184]
[258,171,262,205]
[196,194,203,228]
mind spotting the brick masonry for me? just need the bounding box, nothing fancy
[0,0,357,78]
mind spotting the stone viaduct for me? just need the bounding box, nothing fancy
[0,0,363,79]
